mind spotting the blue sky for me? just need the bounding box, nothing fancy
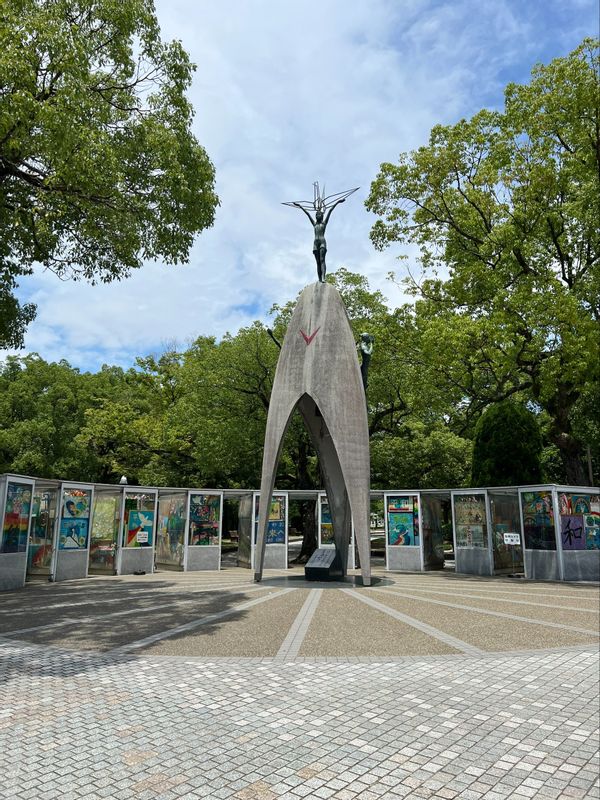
[4,0,598,372]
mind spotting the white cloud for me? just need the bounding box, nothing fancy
[3,0,596,370]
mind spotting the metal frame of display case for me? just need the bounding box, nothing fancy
[317,491,355,570]
[518,485,563,581]
[450,489,494,576]
[556,485,600,582]
[27,478,60,580]
[419,490,449,571]
[116,487,158,576]
[384,491,424,572]
[88,485,125,574]
[184,490,223,571]
[486,487,524,575]
[236,492,253,568]
[50,481,96,582]
[0,474,36,591]
[518,484,600,582]
[154,488,189,572]
[250,491,288,571]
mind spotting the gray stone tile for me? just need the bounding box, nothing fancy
[0,572,598,800]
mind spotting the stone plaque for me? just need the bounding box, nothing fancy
[305,547,342,581]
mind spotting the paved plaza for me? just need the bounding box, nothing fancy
[0,568,599,799]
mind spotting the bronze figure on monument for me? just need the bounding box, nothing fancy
[283,183,358,282]
[359,333,375,393]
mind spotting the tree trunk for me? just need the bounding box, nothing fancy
[547,382,589,485]
[553,432,588,485]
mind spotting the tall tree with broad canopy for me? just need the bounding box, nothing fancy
[366,39,600,485]
[0,0,218,347]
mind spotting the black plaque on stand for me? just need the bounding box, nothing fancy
[305,548,343,581]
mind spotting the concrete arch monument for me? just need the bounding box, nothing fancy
[254,281,371,585]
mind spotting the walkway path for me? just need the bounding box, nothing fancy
[1,569,598,799]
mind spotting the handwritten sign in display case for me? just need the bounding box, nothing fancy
[559,493,600,551]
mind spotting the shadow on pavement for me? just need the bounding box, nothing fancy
[0,577,265,663]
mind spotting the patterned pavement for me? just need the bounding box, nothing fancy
[0,569,598,799]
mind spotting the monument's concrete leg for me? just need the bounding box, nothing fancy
[254,397,296,576]
[254,282,371,586]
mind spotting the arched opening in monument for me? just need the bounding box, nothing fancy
[267,399,321,566]
[295,393,355,574]
[254,391,371,580]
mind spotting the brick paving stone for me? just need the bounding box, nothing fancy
[1,573,599,800]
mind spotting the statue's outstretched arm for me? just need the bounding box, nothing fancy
[293,202,316,226]
[323,197,346,228]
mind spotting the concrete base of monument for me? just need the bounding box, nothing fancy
[254,571,382,588]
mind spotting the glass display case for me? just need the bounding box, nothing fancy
[117,489,157,575]
[0,475,36,591]
[385,492,422,571]
[317,492,355,569]
[52,483,94,582]
[28,486,58,576]
[251,492,288,570]
[88,488,122,573]
[489,491,523,574]
[451,491,493,576]
[1,480,32,554]
[186,492,222,571]
[156,491,187,569]
[420,492,446,570]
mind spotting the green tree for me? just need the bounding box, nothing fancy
[371,422,471,489]
[0,353,118,478]
[76,349,194,485]
[471,401,542,486]
[175,327,276,488]
[0,0,218,347]
[367,39,600,484]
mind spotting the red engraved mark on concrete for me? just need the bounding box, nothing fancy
[300,328,320,345]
